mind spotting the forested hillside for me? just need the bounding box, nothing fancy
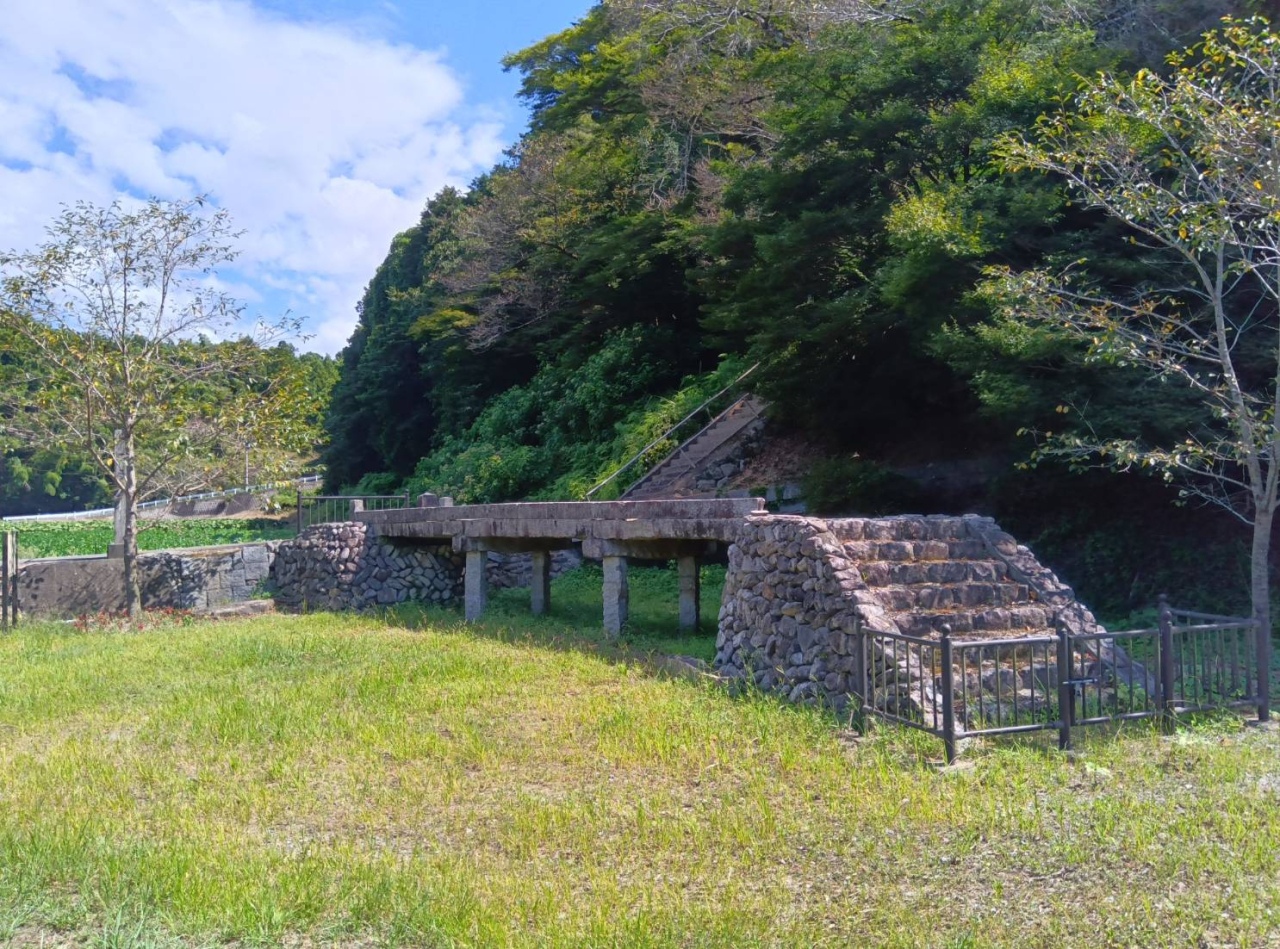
[324,0,1263,620]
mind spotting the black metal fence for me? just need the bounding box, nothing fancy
[296,494,412,532]
[857,596,1262,762]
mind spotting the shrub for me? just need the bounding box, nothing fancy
[802,456,926,516]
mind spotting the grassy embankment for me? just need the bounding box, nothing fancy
[1,568,1279,948]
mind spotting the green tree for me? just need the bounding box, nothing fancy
[991,19,1280,717]
[0,198,316,616]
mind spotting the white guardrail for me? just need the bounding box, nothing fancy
[0,475,324,524]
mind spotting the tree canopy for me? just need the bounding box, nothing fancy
[321,0,1271,615]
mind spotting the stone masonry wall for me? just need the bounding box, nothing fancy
[271,522,463,611]
[716,516,864,707]
[485,548,583,589]
[715,513,1108,711]
[17,542,277,618]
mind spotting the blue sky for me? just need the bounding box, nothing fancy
[0,0,593,353]
[256,1,592,106]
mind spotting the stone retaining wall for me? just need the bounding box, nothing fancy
[715,513,1106,710]
[17,542,277,618]
[716,516,863,706]
[271,522,463,611]
[485,548,583,589]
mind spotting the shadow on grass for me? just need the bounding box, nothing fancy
[312,563,1272,764]
[362,562,875,734]
[384,562,724,660]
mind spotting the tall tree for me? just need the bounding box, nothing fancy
[991,18,1280,718]
[0,198,314,616]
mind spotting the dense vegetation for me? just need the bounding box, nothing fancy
[323,0,1271,618]
[0,342,337,518]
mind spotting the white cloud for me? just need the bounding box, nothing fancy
[0,0,507,353]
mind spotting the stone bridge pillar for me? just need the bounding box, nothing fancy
[585,538,718,639]
[602,555,629,637]
[458,538,569,622]
[530,550,551,616]
[464,549,487,622]
[678,555,700,632]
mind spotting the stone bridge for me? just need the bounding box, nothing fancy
[279,495,1114,714]
[356,495,764,635]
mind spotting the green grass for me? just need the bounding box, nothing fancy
[7,517,295,559]
[1,578,1279,947]
[487,562,726,660]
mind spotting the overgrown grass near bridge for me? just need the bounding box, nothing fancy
[1,593,1278,947]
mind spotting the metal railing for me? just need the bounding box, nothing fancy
[2,475,324,524]
[297,493,411,532]
[585,363,759,499]
[857,596,1262,762]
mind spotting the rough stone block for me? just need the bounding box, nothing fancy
[602,555,628,638]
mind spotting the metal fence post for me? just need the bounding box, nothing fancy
[1056,625,1073,751]
[2,532,16,630]
[940,625,956,764]
[1158,593,1176,732]
[296,496,304,535]
[852,624,868,735]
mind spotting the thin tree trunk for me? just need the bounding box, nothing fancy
[113,431,126,549]
[1251,504,1273,721]
[122,434,141,619]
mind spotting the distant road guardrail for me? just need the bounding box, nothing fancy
[0,475,324,524]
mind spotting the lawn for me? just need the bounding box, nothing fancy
[1,577,1279,947]
[7,517,296,559]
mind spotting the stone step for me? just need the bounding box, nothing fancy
[888,606,1054,638]
[860,559,1008,587]
[631,440,723,492]
[878,582,1030,611]
[834,517,972,542]
[844,539,988,562]
[625,395,765,497]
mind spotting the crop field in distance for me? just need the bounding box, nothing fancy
[5,517,296,559]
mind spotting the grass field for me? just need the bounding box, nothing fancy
[7,518,296,559]
[1,575,1279,947]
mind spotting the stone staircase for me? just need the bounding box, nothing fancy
[839,528,1056,641]
[716,514,1111,710]
[624,395,767,500]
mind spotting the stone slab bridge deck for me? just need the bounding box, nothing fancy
[356,496,764,634]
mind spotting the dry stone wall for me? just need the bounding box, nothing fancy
[716,516,864,707]
[715,513,1106,711]
[485,548,583,589]
[271,522,463,611]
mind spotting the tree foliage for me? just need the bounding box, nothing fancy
[0,198,322,613]
[987,18,1280,705]
[320,1,1262,620]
